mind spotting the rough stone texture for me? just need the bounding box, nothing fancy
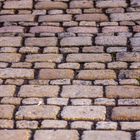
[16,105,60,120]
[82,131,131,140]
[61,85,103,98]
[61,106,106,120]
[34,130,79,140]
[112,107,140,121]
[0,130,31,140]
[18,85,59,97]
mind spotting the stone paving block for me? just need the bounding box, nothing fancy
[0,130,31,140]
[34,130,79,140]
[61,106,106,121]
[82,131,131,140]
[16,105,60,120]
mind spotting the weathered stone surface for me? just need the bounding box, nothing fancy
[61,85,103,98]
[67,27,97,33]
[39,15,72,22]
[77,70,116,80]
[96,0,127,8]
[112,107,140,120]
[34,130,79,140]
[130,37,140,47]
[95,36,127,46]
[106,86,140,98]
[116,52,140,62]
[60,37,92,46]
[75,14,108,21]
[61,106,106,120]
[0,15,34,22]
[0,130,31,140]
[25,37,58,46]
[111,12,140,21]
[0,37,22,47]
[18,85,59,97]
[71,121,93,129]
[0,26,24,33]
[0,85,16,97]
[66,53,111,62]
[121,122,140,130]
[39,69,74,80]
[82,131,131,140]
[70,0,93,9]
[0,120,13,128]
[30,26,64,33]
[35,1,67,10]
[131,0,140,7]
[16,105,60,120]
[0,105,15,119]
[0,53,21,62]
[26,54,63,63]
[4,0,32,9]
[0,68,34,79]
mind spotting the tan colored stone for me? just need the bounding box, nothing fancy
[0,130,31,140]
[0,26,24,33]
[106,86,140,98]
[82,131,131,140]
[0,37,22,47]
[34,130,79,140]
[0,120,13,128]
[18,85,59,97]
[67,53,111,62]
[0,85,16,97]
[0,105,15,119]
[112,107,140,120]
[25,37,58,46]
[75,14,108,21]
[61,85,103,98]
[16,105,60,120]
[61,106,106,121]
[77,70,116,80]
[26,54,62,63]
[0,68,34,79]
[39,69,74,80]
[71,121,93,129]
[35,1,67,10]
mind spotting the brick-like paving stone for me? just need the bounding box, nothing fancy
[0,0,140,140]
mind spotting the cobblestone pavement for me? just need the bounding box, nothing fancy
[0,0,140,140]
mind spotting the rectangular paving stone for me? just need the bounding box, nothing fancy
[34,130,79,140]
[61,85,103,98]
[130,37,140,47]
[96,0,127,8]
[0,130,31,140]
[0,105,15,119]
[67,27,97,33]
[0,85,16,97]
[70,0,93,9]
[112,107,140,120]
[66,53,111,62]
[39,69,74,80]
[26,54,63,63]
[25,37,58,46]
[116,52,140,62]
[119,70,140,79]
[0,53,21,62]
[110,12,140,21]
[95,36,127,46]
[39,15,72,22]
[75,14,108,21]
[106,86,140,98]
[35,1,68,10]
[16,105,60,120]
[121,122,140,130]
[82,131,131,140]
[0,68,34,79]
[61,106,106,120]
[18,85,59,97]
[77,70,116,80]
[3,0,32,9]
[0,120,14,129]
[0,37,22,47]
[60,37,92,46]
[30,26,64,33]
[0,26,24,33]
[0,15,34,22]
